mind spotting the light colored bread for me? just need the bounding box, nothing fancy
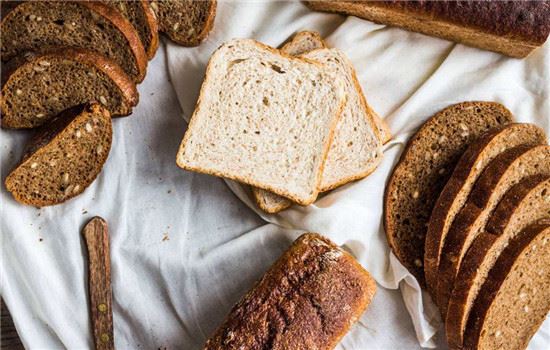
[176,39,346,205]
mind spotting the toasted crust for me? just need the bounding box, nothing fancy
[138,0,160,59]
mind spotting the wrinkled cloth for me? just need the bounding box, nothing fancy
[1,1,548,349]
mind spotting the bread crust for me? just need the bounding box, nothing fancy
[138,0,160,59]
[158,0,217,47]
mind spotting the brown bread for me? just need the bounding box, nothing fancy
[5,103,112,206]
[384,101,513,285]
[203,233,376,349]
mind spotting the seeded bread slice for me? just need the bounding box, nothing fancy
[103,0,159,59]
[1,48,139,129]
[445,175,550,349]
[436,145,550,314]
[5,103,112,206]
[1,1,147,82]
[176,39,346,205]
[384,102,513,285]
[424,123,547,296]
[150,0,216,47]
[463,223,550,350]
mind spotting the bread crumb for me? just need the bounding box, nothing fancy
[162,233,169,242]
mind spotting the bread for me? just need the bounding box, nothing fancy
[424,123,547,295]
[436,145,550,314]
[304,1,550,58]
[204,233,376,349]
[384,101,513,285]
[1,1,147,82]
[176,39,346,205]
[103,0,159,59]
[463,223,550,350]
[5,103,112,206]
[150,0,216,47]
[1,48,139,129]
[445,175,550,349]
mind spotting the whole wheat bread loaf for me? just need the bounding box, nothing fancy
[436,145,550,314]
[1,1,147,82]
[463,223,550,350]
[1,49,138,129]
[5,103,112,206]
[424,123,547,296]
[384,101,513,284]
[445,175,550,349]
[176,39,346,205]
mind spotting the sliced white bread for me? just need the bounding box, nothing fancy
[176,39,346,205]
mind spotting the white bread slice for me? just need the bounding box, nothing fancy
[176,39,346,205]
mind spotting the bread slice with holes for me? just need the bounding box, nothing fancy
[446,175,550,349]
[1,48,138,129]
[150,0,216,47]
[1,1,147,82]
[424,123,547,296]
[463,223,550,350]
[176,39,346,205]
[5,103,112,206]
[384,102,513,285]
[436,145,550,314]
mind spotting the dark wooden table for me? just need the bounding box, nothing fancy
[1,298,24,350]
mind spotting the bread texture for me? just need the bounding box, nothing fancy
[424,123,547,296]
[1,1,147,82]
[204,233,376,349]
[1,48,139,129]
[304,1,550,58]
[384,101,513,285]
[463,223,550,350]
[150,0,216,47]
[103,0,159,59]
[176,39,346,205]
[445,175,550,349]
[436,145,550,314]
[5,103,112,206]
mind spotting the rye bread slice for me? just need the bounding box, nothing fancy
[5,103,112,206]
[103,0,159,59]
[424,123,547,296]
[463,223,550,350]
[1,48,138,129]
[445,175,550,349]
[150,0,216,47]
[1,1,147,82]
[384,101,513,285]
[436,145,550,314]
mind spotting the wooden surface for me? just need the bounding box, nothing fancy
[83,216,114,350]
[1,298,24,350]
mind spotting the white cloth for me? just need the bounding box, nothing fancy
[1,1,549,349]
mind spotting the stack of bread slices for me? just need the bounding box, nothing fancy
[177,31,391,214]
[384,102,549,349]
[1,0,217,206]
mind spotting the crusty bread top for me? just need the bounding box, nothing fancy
[177,39,346,205]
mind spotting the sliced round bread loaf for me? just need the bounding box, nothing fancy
[5,103,112,206]
[150,0,216,47]
[463,223,550,350]
[1,48,138,129]
[384,101,513,284]
[445,175,550,349]
[436,145,550,314]
[424,123,546,296]
[1,1,147,82]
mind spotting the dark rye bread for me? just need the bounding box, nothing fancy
[463,223,550,350]
[424,123,547,296]
[103,0,159,59]
[1,49,138,129]
[445,175,550,349]
[436,145,550,315]
[304,1,550,58]
[1,1,147,82]
[150,0,216,47]
[204,233,376,349]
[384,101,513,285]
[5,103,112,206]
